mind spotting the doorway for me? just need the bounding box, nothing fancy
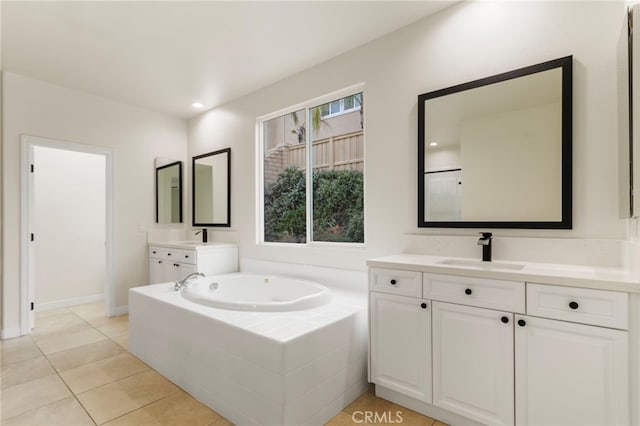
[20,135,114,334]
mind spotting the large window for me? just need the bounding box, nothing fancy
[259,89,365,244]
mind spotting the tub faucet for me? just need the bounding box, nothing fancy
[174,272,205,291]
[477,232,493,262]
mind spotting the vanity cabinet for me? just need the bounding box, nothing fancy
[514,315,628,426]
[432,301,514,425]
[369,291,432,403]
[148,243,237,284]
[368,264,632,426]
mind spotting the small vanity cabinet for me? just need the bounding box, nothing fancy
[149,242,237,284]
[368,259,635,426]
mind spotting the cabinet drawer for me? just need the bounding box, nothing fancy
[423,273,525,313]
[526,283,628,329]
[149,246,196,265]
[369,268,422,298]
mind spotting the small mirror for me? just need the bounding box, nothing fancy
[155,160,183,224]
[418,56,572,229]
[193,148,231,227]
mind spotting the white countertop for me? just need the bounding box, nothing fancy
[367,254,640,293]
[148,241,237,250]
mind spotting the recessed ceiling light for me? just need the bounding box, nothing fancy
[192,102,204,109]
[429,142,438,147]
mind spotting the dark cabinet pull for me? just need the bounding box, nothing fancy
[569,301,579,310]
[390,279,397,285]
[185,255,189,258]
[501,316,509,324]
[465,288,472,295]
[518,319,526,327]
[421,303,427,309]
[158,260,163,264]
[152,251,157,254]
[167,253,172,256]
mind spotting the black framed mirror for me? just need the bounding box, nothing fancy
[418,56,573,229]
[155,160,183,224]
[192,148,231,227]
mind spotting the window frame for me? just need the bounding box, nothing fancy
[256,83,366,247]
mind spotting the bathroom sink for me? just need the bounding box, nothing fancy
[438,258,525,271]
[168,241,202,245]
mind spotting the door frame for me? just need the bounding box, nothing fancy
[20,134,114,334]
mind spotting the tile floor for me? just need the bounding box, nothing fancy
[1,302,443,426]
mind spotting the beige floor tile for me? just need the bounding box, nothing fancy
[34,308,71,321]
[69,302,106,322]
[104,390,221,426]
[61,352,149,394]
[32,319,94,340]
[1,336,42,366]
[343,388,394,415]
[47,339,125,372]
[1,354,55,388]
[209,418,233,426]
[77,369,180,425]
[2,396,94,426]
[94,316,129,338]
[35,328,108,354]
[1,374,72,420]
[389,404,436,426]
[111,334,129,350]
[325,411,366,425]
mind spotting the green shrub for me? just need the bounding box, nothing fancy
[263,167,364,243]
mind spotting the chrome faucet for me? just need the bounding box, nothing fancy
[174,272,205,291]
[477,232,493,262]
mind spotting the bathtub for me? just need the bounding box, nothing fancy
[180,273,332,311]
[129,271,367,426]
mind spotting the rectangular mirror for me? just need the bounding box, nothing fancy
[418,56,573,229]
[193,148,231,227]
[155,160,183,224]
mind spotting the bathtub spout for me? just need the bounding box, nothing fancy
[174,272,205,291]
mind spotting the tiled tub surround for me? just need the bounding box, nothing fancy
[367,254,640,426]
[129,277,368,425]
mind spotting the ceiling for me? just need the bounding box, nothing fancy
[1,1,456,119]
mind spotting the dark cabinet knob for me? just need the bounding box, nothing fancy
[465,288,473,295]
[501,316,509,324]
[158,260,163,264]
[390,279,397,285]
[152,251,157,254]
[518,319,526,327]
[167,253,172,256]
[185,255,189,258]
[421,303,427,309]
[569,301,579,310]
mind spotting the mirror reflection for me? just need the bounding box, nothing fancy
[418,56,572,229]
[155,160,182,224]
[193,148,231,227]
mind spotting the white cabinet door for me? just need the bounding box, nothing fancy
[149,259,166,284]
[370,292,432,403]
[515,315,629,426]
[173,262,195,282]
[432,301,514,426]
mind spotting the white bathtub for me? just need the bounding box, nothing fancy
[129,270,367,426]
[181,273,332,311]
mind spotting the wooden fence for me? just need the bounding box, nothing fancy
[288,130,364,172]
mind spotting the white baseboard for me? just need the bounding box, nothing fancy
[1,327,22,340]
[35,294,104,312]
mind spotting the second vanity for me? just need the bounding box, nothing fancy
[367,254,640,426]
[148,241,238,284]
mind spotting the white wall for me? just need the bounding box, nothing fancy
[188,1,627,272]
[2,72,187,335]
[34,147,105,305]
